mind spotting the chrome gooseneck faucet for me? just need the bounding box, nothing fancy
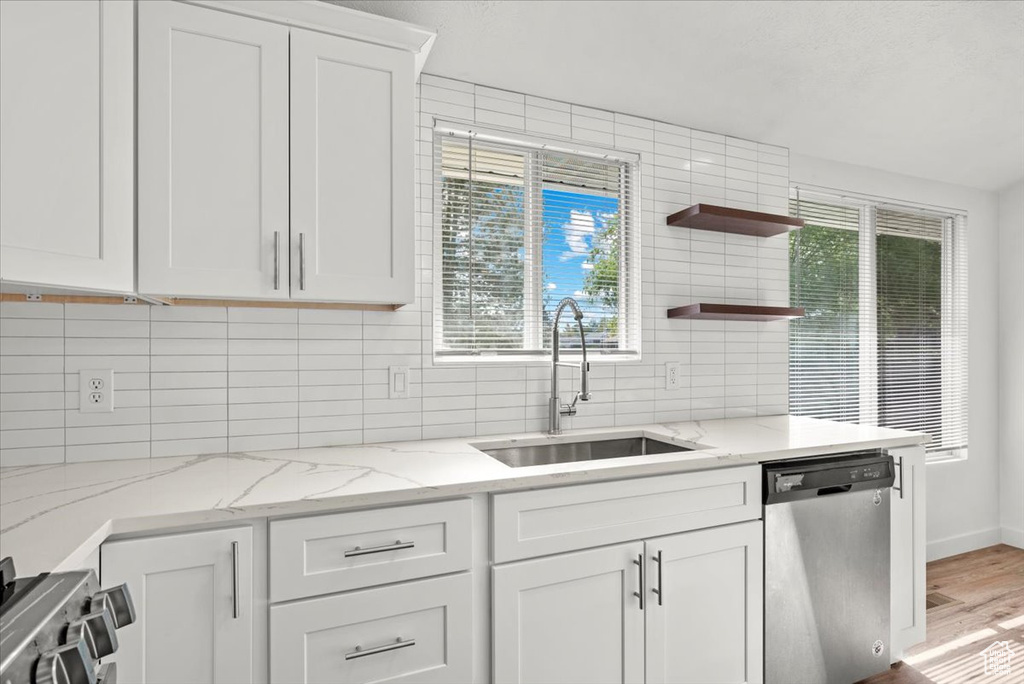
[549,297,591,435]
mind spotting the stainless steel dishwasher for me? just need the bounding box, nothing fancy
[763,450,896,684]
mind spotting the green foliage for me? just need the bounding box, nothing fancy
[581,213,620,337]
[789,221,944,435]
[440,177,525,350]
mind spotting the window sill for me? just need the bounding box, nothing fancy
[925,448,968,464]
[433,352,642,365]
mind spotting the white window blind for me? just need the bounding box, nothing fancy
[788,198,863,423]
[789,190,968,457]
[433,124,640,357]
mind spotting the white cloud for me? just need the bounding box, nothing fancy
[564,210,595,255]
[547,282,557,289]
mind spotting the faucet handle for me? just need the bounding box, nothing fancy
[579,361,591,401]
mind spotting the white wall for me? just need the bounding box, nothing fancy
[0,75,794,466]
[791,153,1002,559]
[998,179,1024,549]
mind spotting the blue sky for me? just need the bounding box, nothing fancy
[541,189,619,309]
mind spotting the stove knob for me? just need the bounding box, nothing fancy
[67,606,118,659]
[90,585,135,628]
[34,639,97,684]
[0,556,15,588]
[96,662,116,684]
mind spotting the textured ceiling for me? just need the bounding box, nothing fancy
[329,0,1024,191]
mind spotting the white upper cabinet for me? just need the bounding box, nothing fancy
[289,29,415,304]
[0,0,133,292]
[137,0,290,299]
[136,0,427,305]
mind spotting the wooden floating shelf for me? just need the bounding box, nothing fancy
[666,303,805,321]
[666,203,804,237]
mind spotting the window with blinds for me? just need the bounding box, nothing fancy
[434,123,640,357]
[789,190,969,458]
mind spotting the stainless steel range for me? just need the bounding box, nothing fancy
[0,557,135,684]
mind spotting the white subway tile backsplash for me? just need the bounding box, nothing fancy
[66,441,149,463]
[0,75,791,465]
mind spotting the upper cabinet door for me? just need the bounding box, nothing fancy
[0,0,133,292]
[137,1,290,299]
[289,29,415,304]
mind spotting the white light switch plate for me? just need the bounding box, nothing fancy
[79,369,114,412]
[389,366,410,399]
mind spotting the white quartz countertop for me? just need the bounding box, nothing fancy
[0,415,925,575]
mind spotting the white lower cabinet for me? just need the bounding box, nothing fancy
[645,521,763,684]
[101,526,255,684]
[270,573,473,684]
[492,542,646,684]
[890,444,927,659]
[91,458,919,684]
[492,521,763,684]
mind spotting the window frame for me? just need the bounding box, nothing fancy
[788,186,969,462]
[431,119,642,362]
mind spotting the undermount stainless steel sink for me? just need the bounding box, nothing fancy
[477,435,695,468]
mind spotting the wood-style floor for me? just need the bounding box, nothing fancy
[859,544,1024,684]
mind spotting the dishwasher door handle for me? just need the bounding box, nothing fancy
[817,484,854,496]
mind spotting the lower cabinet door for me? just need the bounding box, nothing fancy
[890,445,927,659]
[101,526,254,684]
[645,521,764,684]
[269,573,472,684]
[492,542,645,684]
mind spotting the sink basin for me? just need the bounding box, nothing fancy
[477,435,695,468]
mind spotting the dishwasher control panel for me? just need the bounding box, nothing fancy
[763,450,895,503]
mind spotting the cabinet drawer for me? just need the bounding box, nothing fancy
[270,499,472,602]
[270,573,473,684]
[492,466,760,562]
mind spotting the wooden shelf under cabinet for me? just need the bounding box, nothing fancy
[666,303,805,321]
[666,203,803,237]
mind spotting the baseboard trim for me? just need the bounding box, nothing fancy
[1001,526,1024,549]
[927,527,1002,561]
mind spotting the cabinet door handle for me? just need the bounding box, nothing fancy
[344,540,415,558]
[345,637,416,660]
[273,231,281,290]
[231,541,240,619]
[893,456,904,499]
[633,553,644,610]
[651,550,663,606]
[298,232,306,291]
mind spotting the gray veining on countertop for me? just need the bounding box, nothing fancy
[0,415,926,575]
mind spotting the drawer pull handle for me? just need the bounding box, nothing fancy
[344,540,415,558]
[346,637,416,660]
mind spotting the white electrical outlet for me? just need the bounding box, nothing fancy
[389,366,410,399]
[665,362,681,390]
[79,369,113,413]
